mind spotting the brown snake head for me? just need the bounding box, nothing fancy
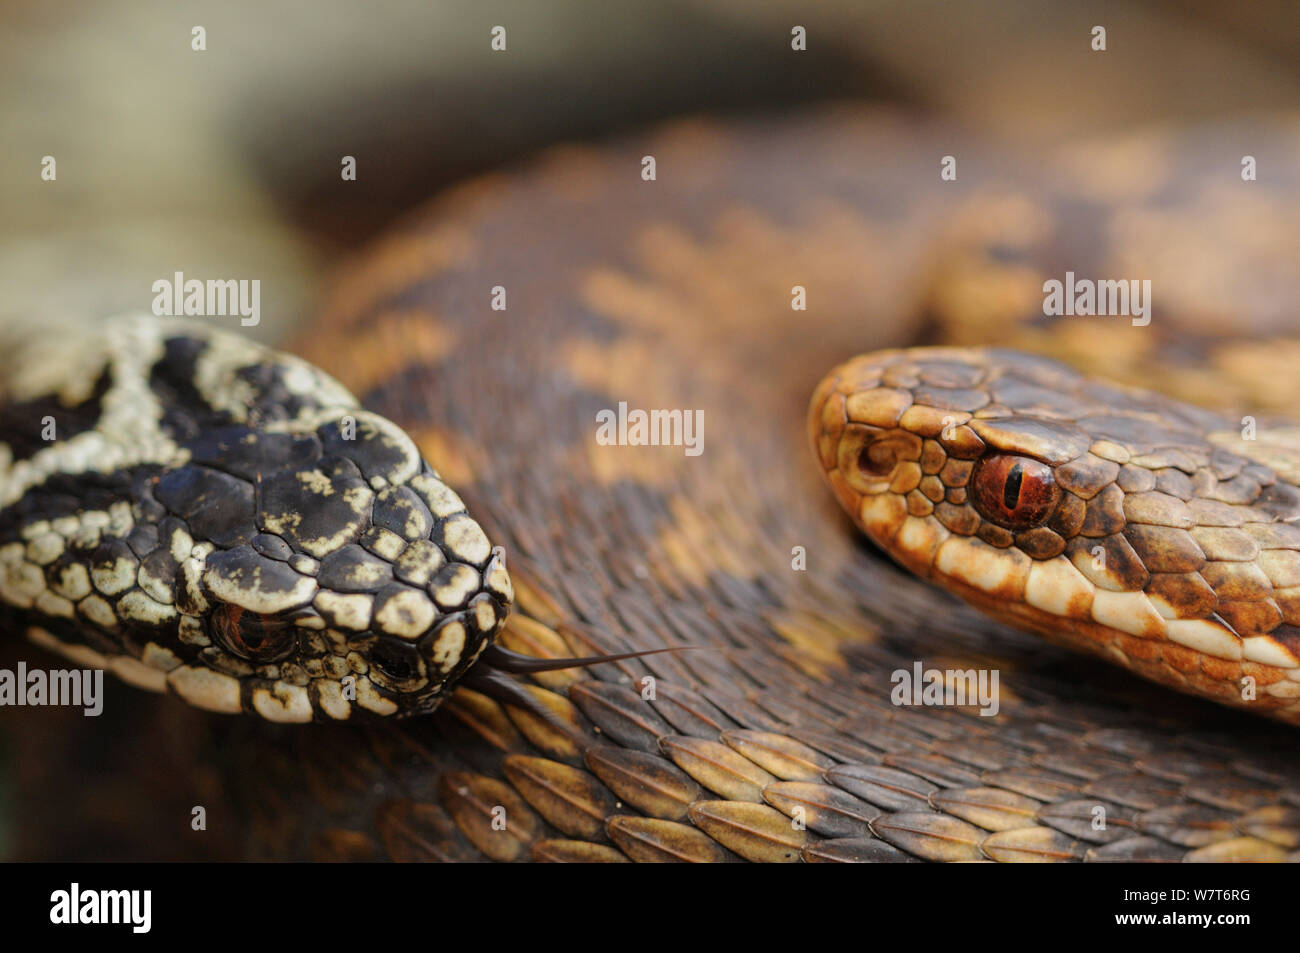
[810,346,1300,723]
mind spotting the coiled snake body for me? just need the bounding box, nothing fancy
[5,109,1300,861]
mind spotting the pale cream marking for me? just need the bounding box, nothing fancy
[167,665,243,713]
[314,679,352,720]
[1024,556,1095,618]
[442,514,491,564]
[895,515,950,568]
[90,554,136,596]
[177,614,210,646]
[410,474,467,518]
[49,562,92,601]
[0,315,186,510]
[858,492,908,543]
[431,564,480,610]
[289,554,319,574]
[107,503,134,536]
[1164,618,1243,660]
[474,599,498,633]
[202,564,317,615]
[1090,589,1166,638]
[168,527,195,564]
[136,559,174,604]
[180,558,212,615]
[485,554,513,603]
[116,590,179,627]
[366,527,407,562]
[142,642,183,672]
[430,620,466,672]
[296,470,335,496]
[313,591,374,630]
[1146,591,1180,620]
[935,536,1031,596]
[70,524,101,550]
[375,588,436,640]
[395,539,444,585]
[25,532,64,566]
[33,589,75,620]
[1068,547,1128,593]
[355,676,399,716]
[19,520,50,540]
[251,683,313,723]
[1242,636,1299,669]
[352,412,422,486]
[108,654,169,692]
[77,594,118,630]
[0,556,45,608]
[1258,550,1300,589]
[51,516,80,536]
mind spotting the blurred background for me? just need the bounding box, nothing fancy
[4,0,1298,346]
[0,0,1297,859]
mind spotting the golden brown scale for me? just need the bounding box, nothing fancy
[238,108,1300,862]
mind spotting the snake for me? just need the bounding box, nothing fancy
[5,107,1300,862]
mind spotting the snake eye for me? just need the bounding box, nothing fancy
[213,605,297,662]
[970,454,1060,530]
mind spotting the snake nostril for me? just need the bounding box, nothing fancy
[856,442,897,478]
[852,444,894,478]
[369,638,427,690]
[838,427,922,494]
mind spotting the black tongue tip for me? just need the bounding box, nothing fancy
[476,642,702,675]
[456,642,706,751]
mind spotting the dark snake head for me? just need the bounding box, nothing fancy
[1,317,511,721]
[152,410,515,721]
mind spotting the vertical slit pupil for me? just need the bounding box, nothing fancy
[1003,462,1023,510]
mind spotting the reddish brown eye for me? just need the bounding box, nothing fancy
[970,454,1061,530]
[213,605,296,662]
